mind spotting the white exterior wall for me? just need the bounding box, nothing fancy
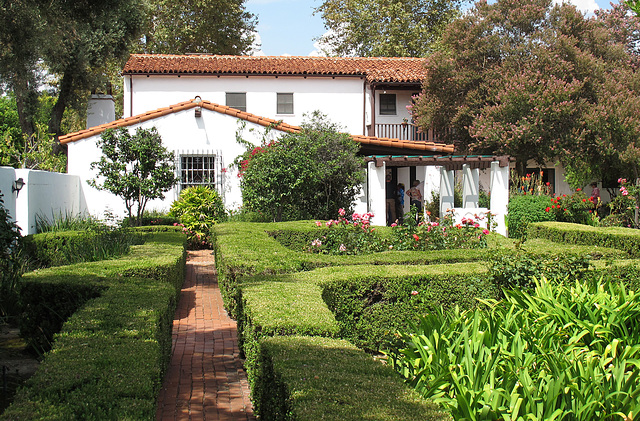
[68,107,273,220]
[125,75,367,136]
[0,167,86,235]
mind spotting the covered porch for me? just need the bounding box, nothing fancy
[362,155,513,236]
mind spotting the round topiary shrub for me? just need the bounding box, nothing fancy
[169,186,226,248]
[507,195,555,239]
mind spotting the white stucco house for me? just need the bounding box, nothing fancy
[60,54,513,234]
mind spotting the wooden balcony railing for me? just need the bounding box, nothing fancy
[370,123,437,142]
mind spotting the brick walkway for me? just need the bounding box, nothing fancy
[156,250,255,421]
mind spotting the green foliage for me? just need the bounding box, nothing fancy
[90,127,177,226]
[507,195,556,239]
[35,212,103,233]
[605,177,640,228]
[0,95,66,172]
[320,266,496,351]
[139,0,257,54]
[528,221,640,257]
[0,193,23,321]
[410,0,640,178]
[386,278,640,420]
[169,186,226,249]
[252,336,447,421]
[489,251,591,292]
[237,113,364,222]
[547,189,594,225]
[0,0,146,138]
[22,226,142,269]
[4,231,185,419]
[628,0,640,16]
[314,0,464,57]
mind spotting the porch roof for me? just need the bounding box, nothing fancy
[365,155,514,170]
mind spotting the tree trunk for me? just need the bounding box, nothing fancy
[48,71,74,154]
[13,74,38,141]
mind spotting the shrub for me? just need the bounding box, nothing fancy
[606,177,640,228]
[546,189,593,225]
[488,251,591,292]
[507,194,555,238]
[237,112,364,221]
[169,186,226,248]
[386,278,640,420]
[391,209,490,251]
[0,192,23,320]
[309,209,385,255]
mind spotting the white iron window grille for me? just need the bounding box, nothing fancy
[180,155,216,190]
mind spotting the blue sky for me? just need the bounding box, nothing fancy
[246,0,617,57]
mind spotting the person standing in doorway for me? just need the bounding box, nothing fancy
[406,180,423,213]
[396,183,405,224]
[385,174,396,225]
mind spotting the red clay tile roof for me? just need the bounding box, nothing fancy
[123,54,428,84]
[58,99,454,154]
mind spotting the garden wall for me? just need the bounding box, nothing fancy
[0,167,87,235]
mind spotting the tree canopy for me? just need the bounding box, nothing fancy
[90,127,177,225]
[139,0,257,54]
[409,0,640,183]
[314,0,464,57]
[237,113,364,222]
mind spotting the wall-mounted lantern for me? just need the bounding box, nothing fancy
[12,178,25,196]
[194,96,202,118]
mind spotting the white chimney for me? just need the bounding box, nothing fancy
[86,87,116,129]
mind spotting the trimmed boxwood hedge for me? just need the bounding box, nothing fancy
[1,230,186,421]
[212,220,639,421]
[252,336,448,421]
[528,221,640,257]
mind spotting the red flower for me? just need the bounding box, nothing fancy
[545,207,551,212]
[577,188,581,191]
[412,234,420,241]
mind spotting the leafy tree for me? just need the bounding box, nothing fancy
[139,0,257,54]
[90,127,177,226]
[0,192,23,320]
[314,0,464,57]
[237,113,364,222]
[0,94,66,172]
[0,0,146,142]
[409,0,640,182]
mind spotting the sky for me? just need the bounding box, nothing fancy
[245,0,618,57]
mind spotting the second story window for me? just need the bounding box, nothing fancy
[380,93,396,115]
[277,93,294,115]
[226,92,246,112]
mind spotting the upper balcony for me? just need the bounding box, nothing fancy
[368,123,438,143]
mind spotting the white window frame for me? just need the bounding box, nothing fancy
[277,93,294,115]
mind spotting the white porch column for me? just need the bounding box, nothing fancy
[368,161,387,226]
[490,161,509,236]
[397,167,410,215]
[423,166,440,207]
[440,167,455,216]
[462,164,480,208]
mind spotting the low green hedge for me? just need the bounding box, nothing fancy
[252,335,449,421]
[2,230,186,420]
[317,263,496,352]
[22,228,144,268]
[528,221,640,257]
